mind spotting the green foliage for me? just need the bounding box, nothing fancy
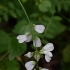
[9,37,27,60]
[0,0,70,70]
[0,58,19,70]
[41,16,66,39]
[13,19,29,34]
[0,30,11,53]
[62,45,70,62]
[38,0,52,12]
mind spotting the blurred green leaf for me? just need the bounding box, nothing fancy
[3,13,8,22]
[13,19,30,34]
[9,10,17,18]
[62,45,70,62]
[9,37,27,60]
[22,0,27,3]
[42,39,48,44]
[38,0,51,12]
[53,16,62,21]
[0,30,10,53]
[16,9,22,17]
[57,2,62,12]
[39,16,66,39]
[8,2,15,9]
[0,59,19,70]
[30,13,39,18]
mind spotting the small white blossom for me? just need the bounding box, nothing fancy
[39,67,49,70]
[17,32,41,47]
[33,37,41,47]
[24,52,32,58]
[17,35,27,43]
[34,25,45,33]
[40,43,54,62]
[25,61,35,70]
[17,32,32,43]
[25,33,32,42]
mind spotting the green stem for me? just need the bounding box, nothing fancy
[18,0,34,37]
[0,52,8,61]
[44,14,54,36]
[18,0,30,23]
[57,11,69,22]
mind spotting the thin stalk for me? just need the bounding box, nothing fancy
[57,11,69,22]
[18,0,30,23]
[0,52,8,61]
[44,14,54,36]
[18,0,33,36]
[35,38,38,69]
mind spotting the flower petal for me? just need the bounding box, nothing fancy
[24,52,32,58]
[47,52,53,57]
[43,43,54,51]
[34,25,45,33]
[18,39,26,43]
[25,61,35,70]
[17,35,26,39]
[45,54,51,62]
[33,37,41,47]
[41,68,49,70]
[26,35,32,42]
[17,35,27,43]
[42,51,53,57]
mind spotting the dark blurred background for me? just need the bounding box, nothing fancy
[0,0,70,70]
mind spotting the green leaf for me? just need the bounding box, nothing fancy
[16,9,22,17]
[8,2,15,9]
[63,4,68,11]
[3,13,8,22]
[0,59,19,70]
[9,10,17,18]
[57,2,62,12]
[42,0,51,8]
[62,45,70,62]
[0,30,10,53]
[53,16,62,21]
[22,0,27,3]
[3,7,9,13]
[13,19,30,34]
[9,37,27,60]
[38,0,51,12]
[42,39,48,44]
[40,16,66,39]
[30,13,39,18]
[38,3,48,12]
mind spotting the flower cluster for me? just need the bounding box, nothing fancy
[17,24,54,70]
[17,25,45,47]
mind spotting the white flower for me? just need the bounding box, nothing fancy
[40,43,54,62]
[24,52,32,58]
[17,32,41,47]
[41,68,49,70]
[25,61,35,70]
[39,67,49,70]
[17,32,32,43]
[17,35,27,43]
[34,25,45,33]
[33,36,41,47]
